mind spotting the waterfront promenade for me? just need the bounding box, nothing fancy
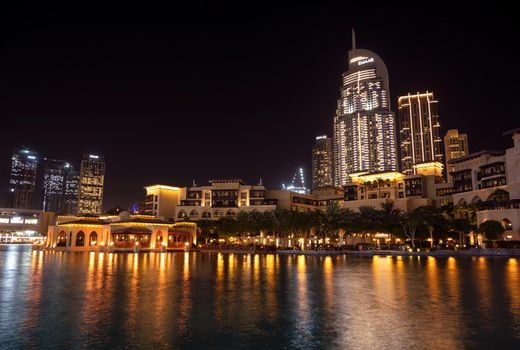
[199,246,520,257]
[26,242,520,257]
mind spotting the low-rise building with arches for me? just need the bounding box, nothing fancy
[46,213,197,252]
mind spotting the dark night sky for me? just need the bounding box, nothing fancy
[0,1,517,211]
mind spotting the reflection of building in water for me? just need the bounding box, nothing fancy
[46,212,196,251]
[0,208,56,243]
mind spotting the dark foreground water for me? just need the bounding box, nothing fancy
[0,246,519,349]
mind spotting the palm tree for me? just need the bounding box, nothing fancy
[323,202,344,245]
[236,211,251,239]
[479,220,505,243]
[197,219,215,245]
[380,202,403,235]
[358,206,383,233]
[215,217,239,239]
[449,217,472,246]
[410,206,446,248]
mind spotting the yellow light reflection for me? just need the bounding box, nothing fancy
[507,258,520,329]
[323,256,333,312]
[295,255,310,329]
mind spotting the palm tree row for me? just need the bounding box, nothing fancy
[194,202,493,248]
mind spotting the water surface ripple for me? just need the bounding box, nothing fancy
[1,246,519,349]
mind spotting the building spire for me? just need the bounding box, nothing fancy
[351,28,356,50]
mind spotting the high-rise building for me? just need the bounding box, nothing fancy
[77,154,105,215]
[42,159,73,212]
[63,170,80,215]
[7,147,39,209]
[312,135,333,190]
[398,91,443,176]
[333,31,397,186]
[444,129,469,182]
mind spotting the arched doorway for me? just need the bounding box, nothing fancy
[75,231,85,247]
[487,189,509,201]
[502,218,513,231]
[89,231,98,246]
[57,231,67,247]
[156,230,163,247]
[471,196,482,204]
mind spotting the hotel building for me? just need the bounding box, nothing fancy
[312,135,334,190]
[333,32,397,186]
[341,170,452,212]
[450,128,520,240]
[444,129,469,182]
[7,147,39,209]
[77,154,105,215]
[398,92,443,176]
[268,186,344,212]
[143,185,181,218]
[175,179,277,220]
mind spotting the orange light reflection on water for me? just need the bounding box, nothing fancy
[507,258,520,331]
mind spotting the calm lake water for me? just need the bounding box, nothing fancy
[1,246,519,349]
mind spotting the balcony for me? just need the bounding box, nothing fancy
[477,199,520,211]
[180,200,201,206]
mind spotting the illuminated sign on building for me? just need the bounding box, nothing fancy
[357,57,374,66]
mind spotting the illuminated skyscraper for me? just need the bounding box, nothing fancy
[63,170,80,215]
[7,147,39,209]
[77,154,105,215]
[444,129,469,182]
[333,30,397,186]
[42,159,73,212]
[312,135,333,190]
[398,91,443,176]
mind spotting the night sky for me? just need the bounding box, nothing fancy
[1,1,517,211]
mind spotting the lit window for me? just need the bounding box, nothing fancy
[10,217,23,224]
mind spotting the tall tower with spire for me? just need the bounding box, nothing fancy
[333,30,397,186]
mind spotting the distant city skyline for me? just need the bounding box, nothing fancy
[0,2,517,210]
